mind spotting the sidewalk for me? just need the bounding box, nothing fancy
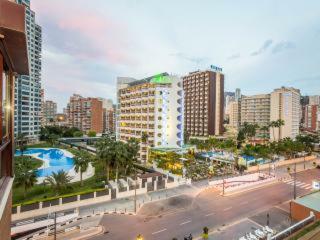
[79,184,198,215]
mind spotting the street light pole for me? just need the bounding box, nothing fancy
[294,163,297,200]
[54,212,57,240]
[134,166,137,213]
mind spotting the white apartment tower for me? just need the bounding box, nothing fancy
[270,87,301,140]
[117,73,184,162]
[14,0,42,141]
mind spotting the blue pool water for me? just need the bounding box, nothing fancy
[15,148,74,177]
[201,151,267,164]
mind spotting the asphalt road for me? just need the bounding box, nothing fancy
[93,168,319,240]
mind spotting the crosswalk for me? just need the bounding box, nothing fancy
[283,179,312,190]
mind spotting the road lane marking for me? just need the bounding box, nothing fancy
[205,213,215,217]
[180,220,191,225]
[223,207,232,211]
[240,201,248,205]
[152,228,167,235]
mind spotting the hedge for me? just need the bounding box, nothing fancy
[13,188,107,207]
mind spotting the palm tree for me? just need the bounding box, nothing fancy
[276,119,285,140]
[15,160,37,197]
[96,136,114,181]
[113,141,128,181]
[16,133,28,156]
[48,133,59,146]
[269,121,278,142]
[45,170,73,194]
[260,125,270,141]
[73,150,92,186]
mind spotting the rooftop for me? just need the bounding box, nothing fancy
[294,191,320,212]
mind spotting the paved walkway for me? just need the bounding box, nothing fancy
[79,184,198,215]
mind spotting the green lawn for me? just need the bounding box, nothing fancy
[13,175,106,205]
[289,221,320,240]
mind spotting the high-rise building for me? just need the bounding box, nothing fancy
[309,95,320,105]
[228,101,241,130]
[14,0,42,142]
[0,0,29,237]
[235,88,241,101]
[270,87,301,140]
[183,66,224,137]
[304,105,319,132]
[65,94,104,134]
[98,98,115,133]
[41,100,57,126]
[240,94,271,137]
[117,73,184,162]
[116,77,137,141]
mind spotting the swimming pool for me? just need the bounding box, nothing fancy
[200,151,268,165]
[15,148,74,177]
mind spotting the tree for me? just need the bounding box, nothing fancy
[73,131,83,137]
[15,159,37,197]
[260,125,270,141]
[73,150,92,186]
[141,132,149,144]
[88,131,97,137]
[16,133,28,156]
[126,138,140,174]
[96,136,115,181]
[45,170,73,194]
[48,133,59,146]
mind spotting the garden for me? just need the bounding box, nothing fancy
[13,127,141,206]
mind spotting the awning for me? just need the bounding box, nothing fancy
[0,0,29,75]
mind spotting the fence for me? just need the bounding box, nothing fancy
[270,212,315,240]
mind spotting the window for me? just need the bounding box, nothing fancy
[1,70,10,141]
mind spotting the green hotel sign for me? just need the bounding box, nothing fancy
[151,74,172,84]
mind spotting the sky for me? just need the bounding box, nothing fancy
[31,0,320,112]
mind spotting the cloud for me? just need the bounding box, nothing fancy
[272,41,296,54]
[32,0,133,65]
[250,39,273,56]
[227,53,241,60]
[170,52,209,65]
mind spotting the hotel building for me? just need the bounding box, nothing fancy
[14,0,42,142]
[182,67,224,138]
[65,94,104,134]
[117,73,184,162]
[304,105,319,132]
[228,101,241,130]
[41,100,57,126]
[0,0,29,238]
[270,87,301,140]
[240,94,271,137]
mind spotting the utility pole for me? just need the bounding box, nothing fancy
[294,163,297,200]
[54,212,57,240]
[134,166,137,213]
[303,152,306,170]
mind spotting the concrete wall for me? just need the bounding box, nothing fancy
[0,191,12,240]
[247,156,317,172]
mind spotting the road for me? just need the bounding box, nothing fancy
[92,168,319,240]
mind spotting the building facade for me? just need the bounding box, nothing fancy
[270,87,301,140]
[228,101,241,130]
[14,0,42,142]
[65,94,104,133]
[308,95,320,105]
[240,94,271,137]
[117,73,184,162]
[0,0,29,238]
[304,105,319,132]
[183,67,224,138]
[41,100,57,126]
